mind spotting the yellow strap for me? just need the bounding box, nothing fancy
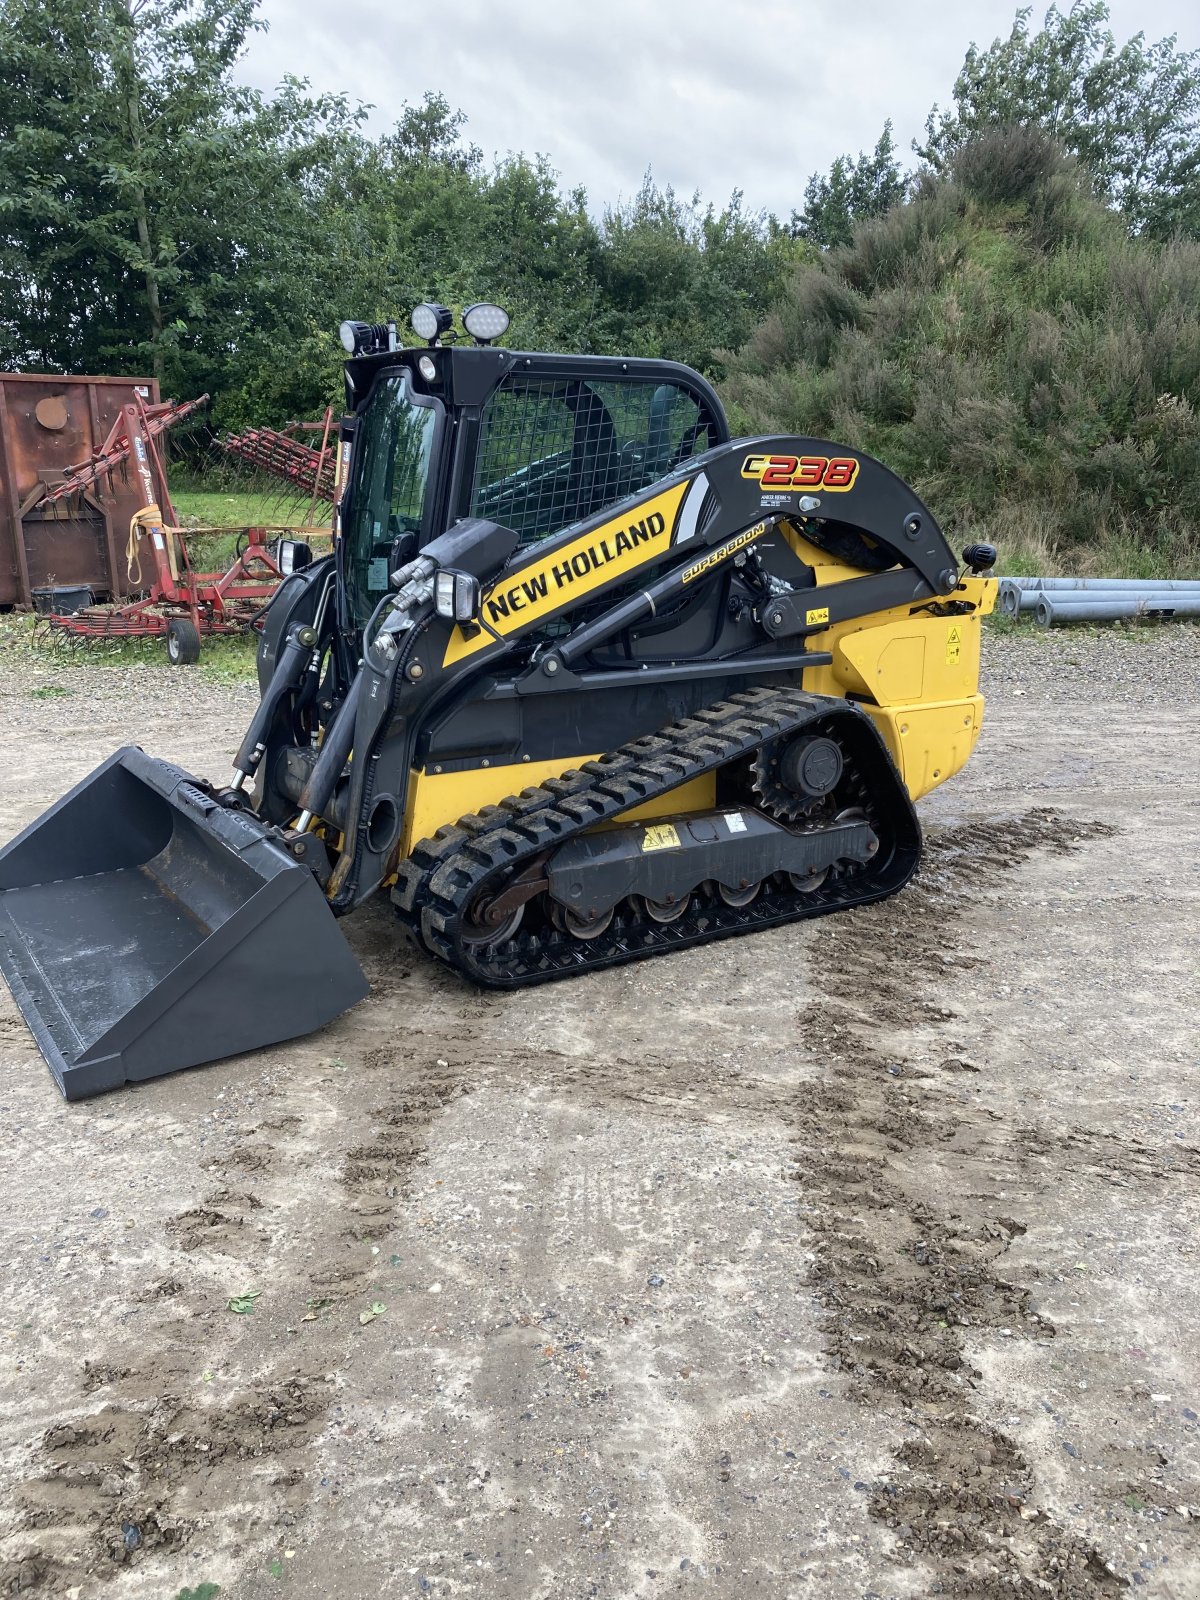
[126,504,180,586]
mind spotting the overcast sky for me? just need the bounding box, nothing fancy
[236,0,1198,217]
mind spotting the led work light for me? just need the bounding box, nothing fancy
[411,303,453,344]
[339,320,395,356]
[434,569,481,624]
[462,303,510,344]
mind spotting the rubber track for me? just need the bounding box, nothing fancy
[391,684,920,988]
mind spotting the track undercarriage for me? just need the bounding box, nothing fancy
[394,685,921,986]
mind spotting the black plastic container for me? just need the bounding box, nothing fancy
[31,584,93,615]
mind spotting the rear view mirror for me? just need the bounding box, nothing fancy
[390,530,418,573]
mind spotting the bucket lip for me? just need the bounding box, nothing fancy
[0,930,78,1093]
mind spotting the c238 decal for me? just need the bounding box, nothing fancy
[740,452,860,492]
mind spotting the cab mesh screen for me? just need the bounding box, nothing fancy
[470,377,717,545]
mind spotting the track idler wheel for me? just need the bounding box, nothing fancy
[717,880,761,908]
[552,902,614,940]
[641,892,690,924]
[459,900,525,947]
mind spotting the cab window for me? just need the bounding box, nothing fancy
[343,372,440,625]
[470,377,718,545]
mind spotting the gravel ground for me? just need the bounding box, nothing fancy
[0,620,1197,1600]
[981,621,1200,700]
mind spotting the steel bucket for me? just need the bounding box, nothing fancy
[0,748,368,1099]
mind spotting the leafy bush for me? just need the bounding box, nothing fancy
[724,132,1200,574]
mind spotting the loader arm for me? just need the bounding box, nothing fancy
[443,434,959,668]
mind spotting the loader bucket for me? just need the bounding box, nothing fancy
[0,747,368,1100]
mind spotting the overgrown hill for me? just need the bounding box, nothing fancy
[722,130,1200,576]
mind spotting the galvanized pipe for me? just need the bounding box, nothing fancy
[1000,576,1200,616]
[1017,582,1200,595]
[1034,595,1200,627]
[1019,586,1200,614]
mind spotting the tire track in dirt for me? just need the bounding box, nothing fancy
[0,1055,475,1594]
[339,1050,469,1240]
[792,809,1143,1598]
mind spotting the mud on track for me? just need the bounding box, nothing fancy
[0,631,1197,1599]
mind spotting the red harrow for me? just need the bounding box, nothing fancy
[220,409,337,506]
[36,395,288,664]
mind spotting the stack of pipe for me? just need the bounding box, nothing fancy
[997,576,1200,627]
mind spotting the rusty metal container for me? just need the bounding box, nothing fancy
[0,373,161,607]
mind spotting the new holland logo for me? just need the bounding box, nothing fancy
[681,523,765,584]
[441,479,689,667]
[485,511,667,626]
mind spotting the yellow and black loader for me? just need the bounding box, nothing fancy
[0,304,996,1097]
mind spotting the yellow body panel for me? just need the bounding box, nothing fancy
[401,760,714,856]
[864,696,985,800]
[792,532,996,802]
[407,522,995,848]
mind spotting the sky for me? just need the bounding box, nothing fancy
[235,0,1198,218]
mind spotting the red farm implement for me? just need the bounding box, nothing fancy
[220,409,337,508]
[35,394,290,664]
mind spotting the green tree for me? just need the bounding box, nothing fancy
[590,175,793,377]
[793,123,908,248]
[0,0,360,387]
[920,3,1200,237]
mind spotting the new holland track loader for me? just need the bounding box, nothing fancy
[0,302,997,1099]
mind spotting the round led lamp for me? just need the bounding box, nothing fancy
[411,302,453,343]
[463,302,510,343]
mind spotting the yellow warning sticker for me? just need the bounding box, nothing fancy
[805,606,830,627]
[641,823,681,853]
[946,624,963,665]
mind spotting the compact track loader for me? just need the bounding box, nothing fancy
[0,303,996,1098]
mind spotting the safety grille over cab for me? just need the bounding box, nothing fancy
[470,375,721,545]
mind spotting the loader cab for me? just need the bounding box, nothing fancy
[338,324,729,633]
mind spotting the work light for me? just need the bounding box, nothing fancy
[434,569,480,624]
[462,303,510,344]
[339,320,392,356]
[411,303,453,344]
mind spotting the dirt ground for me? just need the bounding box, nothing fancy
[0,627,1197,1600]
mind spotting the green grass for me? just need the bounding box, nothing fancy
[172,488,299,530]
[0,610,260,683]
[199,633,260,684]
[170,487,332,571]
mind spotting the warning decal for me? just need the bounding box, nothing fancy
[946,624,963,665]
[641,823,681,853]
